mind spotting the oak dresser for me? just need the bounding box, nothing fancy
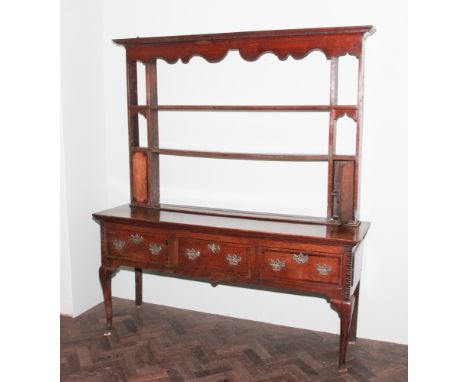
[93,25,374,369]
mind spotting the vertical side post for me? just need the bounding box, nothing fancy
[353,47,366,223]
[146,61,160,207]
[327,57,339,220]
[126,60,139,204]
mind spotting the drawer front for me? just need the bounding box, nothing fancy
[260,248,341,285]
[178,238,250,275]
[107,228,168,264]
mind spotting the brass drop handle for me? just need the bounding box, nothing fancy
[316,263,332,275]
[293,253,309,265]
[185,248,201,260]
[226,254,242,266]
[130,233,144,244]
[148,243,162,255]
[112,239,126,252]
[207,243,220,253]
[269,258,286,272]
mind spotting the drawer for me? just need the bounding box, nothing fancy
[107,228,168,264]
[260,248,341,285]
[178,237,250,276]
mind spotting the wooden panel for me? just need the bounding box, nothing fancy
[107,228,168,264]
[332,160,355,223]
[178,237,250,276]
[260,248,341,285]
[131,151,148,203]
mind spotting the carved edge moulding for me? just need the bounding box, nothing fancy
[113,26,375,63]
[113,25,375,226]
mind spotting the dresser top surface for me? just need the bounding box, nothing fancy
[93,205,370,245]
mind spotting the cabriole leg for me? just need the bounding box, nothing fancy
[99,266,116,336]
[135,268,142,307]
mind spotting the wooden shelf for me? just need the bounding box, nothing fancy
[129,105,358,112]
[122,26,372,225]
[129,147,355,162]
[156,203,341,226]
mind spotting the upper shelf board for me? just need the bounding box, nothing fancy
[113,25,375,63]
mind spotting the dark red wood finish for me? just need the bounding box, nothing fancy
[94,204,370,369]
[95,26,374,369]
[116,25,374,226]
[114,26,375,62]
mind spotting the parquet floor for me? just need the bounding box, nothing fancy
[61,298,407,381]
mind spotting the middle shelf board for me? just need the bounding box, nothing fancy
[131,147,355,162]
[129,104,358,112]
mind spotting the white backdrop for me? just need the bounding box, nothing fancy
[61,0,407,344]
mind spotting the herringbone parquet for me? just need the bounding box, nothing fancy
[61,298,407,382]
